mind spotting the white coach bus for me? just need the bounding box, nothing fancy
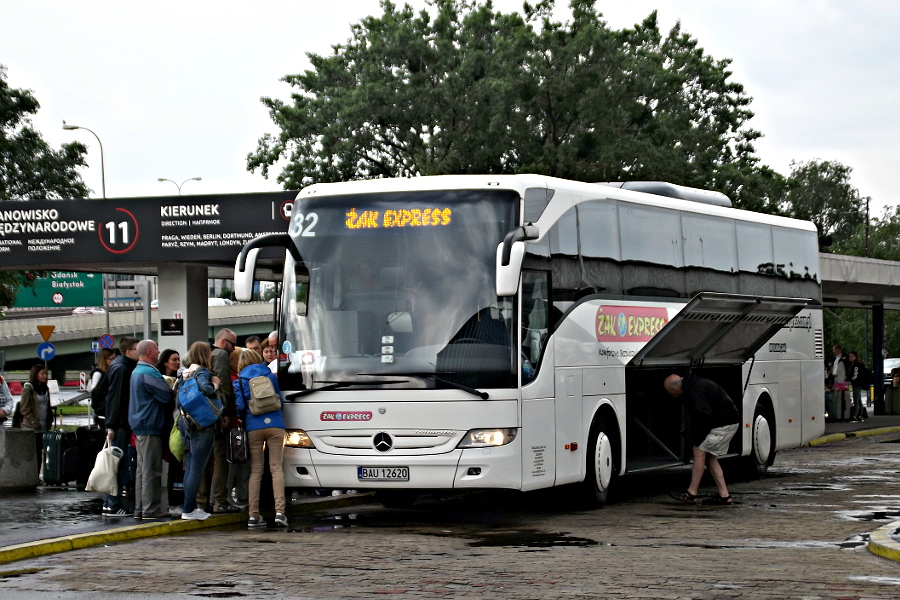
[234,175,824,508]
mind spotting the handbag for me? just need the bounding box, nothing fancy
[178,376,223,428]
[85,440,123,496]
[833,381,850,392]
[226,426,249,464]
[169,416,185,463]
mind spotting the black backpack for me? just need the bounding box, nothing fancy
[90,370,109,417]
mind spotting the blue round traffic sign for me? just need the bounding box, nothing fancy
[37,342,56,361]
[99,334,115,349]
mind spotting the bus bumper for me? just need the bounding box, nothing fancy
[283,440,522,490]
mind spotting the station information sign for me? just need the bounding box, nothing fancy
[13,271,103,308]
[0,191,297,268]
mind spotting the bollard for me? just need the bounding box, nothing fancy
[0,428,41,492]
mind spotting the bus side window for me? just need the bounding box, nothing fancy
[522,271,550,378]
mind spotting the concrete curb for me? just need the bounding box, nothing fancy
[805,425,900,447]
[869,521,900,562]
[0,493,373,566]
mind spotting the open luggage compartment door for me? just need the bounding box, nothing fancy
[628,292,817,368]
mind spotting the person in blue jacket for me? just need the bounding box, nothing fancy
[233,349,287,528]
[128,340,174,519]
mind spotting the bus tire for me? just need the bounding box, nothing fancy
[743,400,776,478]
[581,417,614,508]
[375,490,418,509]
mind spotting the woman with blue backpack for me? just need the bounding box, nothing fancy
[178,341,221,521]
[234,349,287,528]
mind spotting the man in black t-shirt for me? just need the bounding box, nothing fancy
[664,374,740,506]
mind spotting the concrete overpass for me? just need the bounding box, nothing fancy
[0,303,275,377]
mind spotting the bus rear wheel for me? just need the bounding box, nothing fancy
[580,418,614,508]
[743,401,775,478]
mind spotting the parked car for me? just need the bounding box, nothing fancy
[71,306,106,315]
[207,297,232,307]
[884,358,900,387]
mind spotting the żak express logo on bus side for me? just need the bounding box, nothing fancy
[596,306,669,342]
[320,411,373,422]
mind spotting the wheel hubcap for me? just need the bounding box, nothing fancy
[753,414,772,464]
[594,432,613,490]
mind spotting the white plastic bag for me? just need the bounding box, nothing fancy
[85,440,123,496]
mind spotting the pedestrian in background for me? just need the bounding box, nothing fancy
[157,348,184,515]
[19,364,53,472]
[104,336,140,516]
[832,344,851,420]
[128,340,174,520]
[234,348,288,528]
[0,374,14,477]
[261,339,278,373]
[179,341,220,521]
[848,351,871,423]
[204,328,241,514]
[226,343,250,510]
[89,348,116,428]
[664,374,739,506]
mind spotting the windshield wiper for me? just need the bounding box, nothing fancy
[286,378,409,400]
[363,372,489,400]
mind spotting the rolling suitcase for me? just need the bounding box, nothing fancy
[74,426,107,488]
[43,430,77,485]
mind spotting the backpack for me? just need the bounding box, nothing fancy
[90,370,109,416]
[177,376,223,428]
[246,375,281,416]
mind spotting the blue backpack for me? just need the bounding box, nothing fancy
[177,376,223,428]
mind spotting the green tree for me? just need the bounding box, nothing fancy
[780,159,864,250]
[0,65,89,312]
[248,0,774,207]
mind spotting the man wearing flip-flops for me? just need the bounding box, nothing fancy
[664,374,740,506]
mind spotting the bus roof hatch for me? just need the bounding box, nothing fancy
[628,292,815,367]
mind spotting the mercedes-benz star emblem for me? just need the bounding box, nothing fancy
[373,432,393,452]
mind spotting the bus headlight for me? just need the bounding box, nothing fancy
[285,429,314,448]
[457,428,518,448]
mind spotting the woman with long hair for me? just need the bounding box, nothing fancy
[89,348,116,427]
[19,364,53,472]
[20,364,52,431]
[157,349,181,378]
[178,341,220,521]
[233,348,287,528]
[157,348,183,515]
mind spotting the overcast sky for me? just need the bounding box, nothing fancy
[2,1,898,214]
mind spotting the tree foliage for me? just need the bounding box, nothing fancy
[248,0,776,210]
[1,65,89,313]
[780,159,865,250]
[0,66,89,201]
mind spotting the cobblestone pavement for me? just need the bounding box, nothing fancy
[4,431,900,599]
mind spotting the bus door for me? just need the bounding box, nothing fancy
[626,292,814,467]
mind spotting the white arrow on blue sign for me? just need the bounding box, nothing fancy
[37,342,56,361]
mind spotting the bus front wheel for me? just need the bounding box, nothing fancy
[581,418,614,508]
[743,401,775,478]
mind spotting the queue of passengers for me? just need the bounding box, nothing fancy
[90,328,287,528]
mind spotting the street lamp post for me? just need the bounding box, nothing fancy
[158,177,201,195]
[62,121,105,199]
[62,121,109,333]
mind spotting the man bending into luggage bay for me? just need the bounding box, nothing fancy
[664,374,740,506]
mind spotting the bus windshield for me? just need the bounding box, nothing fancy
[279,189,519,393]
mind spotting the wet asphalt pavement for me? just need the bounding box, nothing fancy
[2,412,900,549]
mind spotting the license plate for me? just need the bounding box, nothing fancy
[357,466,409,481]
